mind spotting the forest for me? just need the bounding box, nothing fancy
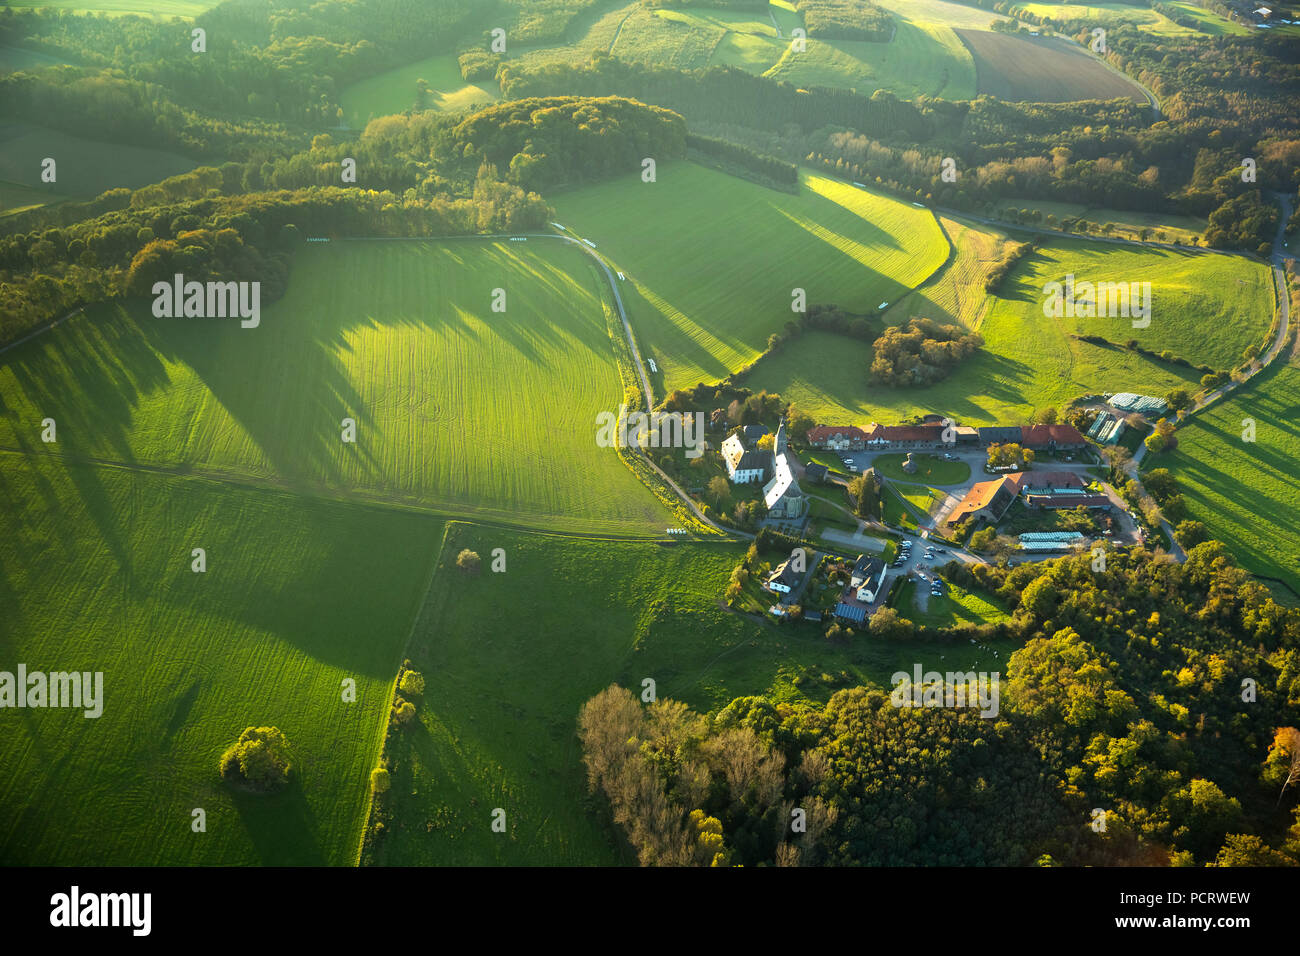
[580,544,1300,866]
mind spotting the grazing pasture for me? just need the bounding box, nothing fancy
[1163,364,1300,600]
[747,239,1270,426]
[367,521,1022,866]
[956,31,1149,103]
[0,454,441,864]
[0,239,669,535]
[553,163,947,395]
[339,54,499,127]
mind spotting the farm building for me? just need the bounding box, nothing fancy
[977,426,1022,445]
[1024,492,1112,510]
[804,462,829,484]
[1088,411,1128,446]
[1020,471,1087,495]
[721,433,768,484]
[849,554,887,604]
[862,423,948,449]
[833,602,868,625]
[946,473,1027,526]
[1019,424,1087,450]
[1110,393,1168,416]
[766,550,805,594]
[1020,469,1110,510]
[1019,531,1085,552]
[807,425,868,450]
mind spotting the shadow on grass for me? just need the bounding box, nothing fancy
[230,778,326,866]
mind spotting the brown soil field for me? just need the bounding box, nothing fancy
[956,30,1149,103]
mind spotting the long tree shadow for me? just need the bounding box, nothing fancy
[229,779,327,866]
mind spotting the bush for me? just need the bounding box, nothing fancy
[392,697,417,725]
[399,669,425,696]
[219,726,293,792]
[371,767,391,794]
[456,549,482,574]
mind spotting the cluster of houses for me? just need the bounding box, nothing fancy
[806,421,1087,452]
[763,548,888,626]
[944,470,1110,528]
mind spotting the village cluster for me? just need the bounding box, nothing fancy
[714,394,1173,627]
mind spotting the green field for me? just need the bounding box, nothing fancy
[1165,1,1252,35]
[884,215,1017,331]
[339,54,500,128]
[368,521,1023,865]
[1003,199,1207,246]
[0,179,69,217]
[554,163,948,395]
[748,240,1273,426]
[5,0,211,15]
[1164,363,1300,599]
[0,239,669,535]
[764,19,977,100]
[898,577,1013,629]
[0,452,441,864]
[1011,2,1216,34]
[0,121,195,197]
[873,453,971,485]
[0,45,74,71]
[874,0,1009,30]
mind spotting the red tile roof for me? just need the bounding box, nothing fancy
[807,425,868,443]
[865,423,945,443]
[1020,424,1085,446]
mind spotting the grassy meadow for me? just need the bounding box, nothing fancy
[748,235,1263,426]
[0,453,442,864]
[764,19,978,100]
[368,522,1023,866]
[749,239,1273,427]
[883,215,1017,331]
[0,121,195,198]
[554,163,948,395]
[0,239,669,535]
[339,54,500,128]
[1163,363,1300,600]
[1011,1,1238,35]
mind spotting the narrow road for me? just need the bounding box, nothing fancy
[552,229,747,539]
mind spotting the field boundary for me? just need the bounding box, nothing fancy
[354,519,456,866]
